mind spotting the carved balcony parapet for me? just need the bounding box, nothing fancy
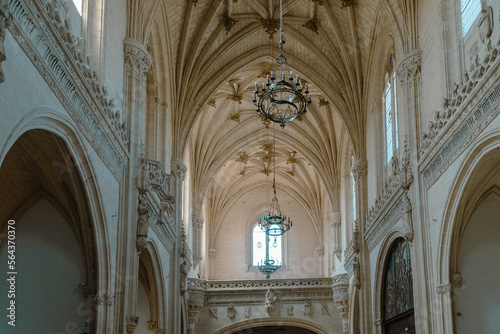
[139,158,174,202]
[420,36,500,157]
[6,0,127,178]
[199,277,333,306]
[366,141,413,232]
[180,225,193,295]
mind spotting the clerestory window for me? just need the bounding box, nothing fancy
[252,225,282,266]
[461,0,481,36]
[384,53,399,164]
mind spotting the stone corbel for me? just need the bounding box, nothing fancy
[187,304,203,334]
[0,0,11,83]
[126,316,139,334]
[332,276,349,333]
[397,49,422,85]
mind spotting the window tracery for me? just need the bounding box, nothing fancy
[252,225,282,266]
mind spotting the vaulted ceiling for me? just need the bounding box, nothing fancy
[128,0,411,237]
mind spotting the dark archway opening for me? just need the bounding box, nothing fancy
[231,326,318,334]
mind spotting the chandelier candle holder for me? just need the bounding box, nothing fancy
[258,257,281,279]
[258,183,292,237]
[253,0,312,128]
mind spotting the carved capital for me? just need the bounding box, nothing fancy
[397,49,422,84]
[208,248,217,260]
[171,158,187,184]
[193,215,204,231]
[351,159,367,182]
[126,316,139,334]
[315,245,325,258]
[436,283,453,294]
[123,38,151,75]
[330,212,342,229]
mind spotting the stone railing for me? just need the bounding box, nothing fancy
[6,0,128,177]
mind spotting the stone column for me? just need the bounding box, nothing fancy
[315,245,325,276]
[208,249,217,280]
[333,274,350,333]
[192,214,204,268]
[187,279,205,334]
[330,212,342,261]
[351,158,372,333]
[171,158,187,334]
[116,38,151,334]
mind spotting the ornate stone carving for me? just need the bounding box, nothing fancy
[226,303,236,318]
[401,192,414,242]
[126,316,139,334]
[366,140,413,231]
[321,303,329,315]
[341,0,356,9]
[353,256,361,290]
[303,18,319,34]
[318,96,329,106]
[332,274,349,333]
[384,239,414,320]
[208,249,217,260]
[451,273,462,288]
[478,6,493,44]
[245,306,252,318]
[420,38,500,159]
[228,113,240,123]
[221,12,237,34]
[287,305,294,316]
[351,159,367,182]
[265,287,276,313]
[330,212,342,261]
[171,158,187,184]
[147,320,157,330]
[180,225,192,295]
[397,50,422,85]
[137,194,157,251]
[344,223,359,266]
[226,93,243,103]
[7,0,128,177]
[0,0,11,83]
[436,283,452,294]
[208,98,216,108]
[123,38,152,75]
[260,17,279,39]
[192,215,204,267]
[236,151,249,164]
[209,307,218,319]
[315,246,325,258]
[302,301,311,316]
[139,158,173,201]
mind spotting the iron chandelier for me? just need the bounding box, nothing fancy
[252,0,312,128]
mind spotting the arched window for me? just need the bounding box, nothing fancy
[252,225,282,266]
[461,0,481,35]
[352,172,356,223]
[71,0,83,16]
[384,52,398,164]
[383,238,415,333]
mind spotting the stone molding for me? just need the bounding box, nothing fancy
[344,223,359,268]
[6,0,128,179]
[419,37,500,187]
[198,277,334,291]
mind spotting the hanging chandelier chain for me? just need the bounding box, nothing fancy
[279,0,284,52]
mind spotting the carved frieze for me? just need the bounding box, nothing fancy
[420,36,500,173]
